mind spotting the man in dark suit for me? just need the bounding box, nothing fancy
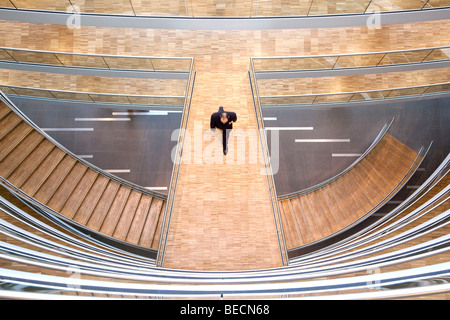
[210,106,237,155]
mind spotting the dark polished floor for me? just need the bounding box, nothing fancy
[262,93,450,197]
[10,96,182,195]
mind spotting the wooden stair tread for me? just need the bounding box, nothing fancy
[99,185,131,235]
[125,195,154,244]
[113,190,143,240]
[0,130,45,178]
[86,180,121,230]
[139,198,164,248]
[280,133,419,249]
[19,147,67,196]
[72,174,110,225]
[60,169,99,219]
[1,102,167,251]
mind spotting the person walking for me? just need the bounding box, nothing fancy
[210,106,237,155]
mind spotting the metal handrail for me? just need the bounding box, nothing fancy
[1,85,184,98]
[0,195,157,268]
[260,81,450,99]
[155,60,197,267]
[0,46,192,72]
[0,46,193,60]
[0,209,448,286]
[253,45,450,62]
[259,82,450,106]
[249,57,288,266]
[1,165,448,283]
[2,1,450,18]
[292,186,450,269]
[0,259,448,298]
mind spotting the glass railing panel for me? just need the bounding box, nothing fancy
[335,53,386,68]
[0,49,15,62]
[101,56,155,71]
[423,48,450,62]
[313,93,354,103]
[252,58,315,72]
[5,49,62,65]
[259,95,315,105]
[4,0,450,16]
[348,92,367,101]
[133,1,189,16]
[379,50,431,65]
[291,57,338,70]
[308,0,370,15]
[0,0,15,8]
[9,87,54,98]
[190,0,253,17]
[54,53,109,69]
[75,0,135,15]
[251,0,310,16]
[126,96,185,106]
[423,83,450,93]
[364,91,386,99]
[367,0,425,12]
[150,58,192,72]
[426,0,450,8]
[50,91,94,101]
[9,0,70,11]
[0,86,17,95]
[384,86,428,98]
[87,93,131,104]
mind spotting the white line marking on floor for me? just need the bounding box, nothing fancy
[266,127,314,130]
[112,110,182,116]
[144,187,168,191]
[296,139,350,142]
[105,169,131,173]
[332,153,362,157]
[42,128,94,131]
[75,118,131,121]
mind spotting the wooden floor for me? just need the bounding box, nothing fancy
[0,17,449,271]
[160,70,284,271]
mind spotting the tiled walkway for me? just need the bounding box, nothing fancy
[161,70,284,271]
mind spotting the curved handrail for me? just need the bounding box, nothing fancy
[290,153,450,264]
[1,213,448,286]
[249,63,288,266]
[0,178,158,259]
[259,82,450,106]
[2,169,448,284]
[253,45,450,69]
[0,46,192,71]
[278,118,394,200]
[1,1,449,18]
[0,193,157,268]
[1,85,185,106]
[286,141,431,256]
[155,65,197,267]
